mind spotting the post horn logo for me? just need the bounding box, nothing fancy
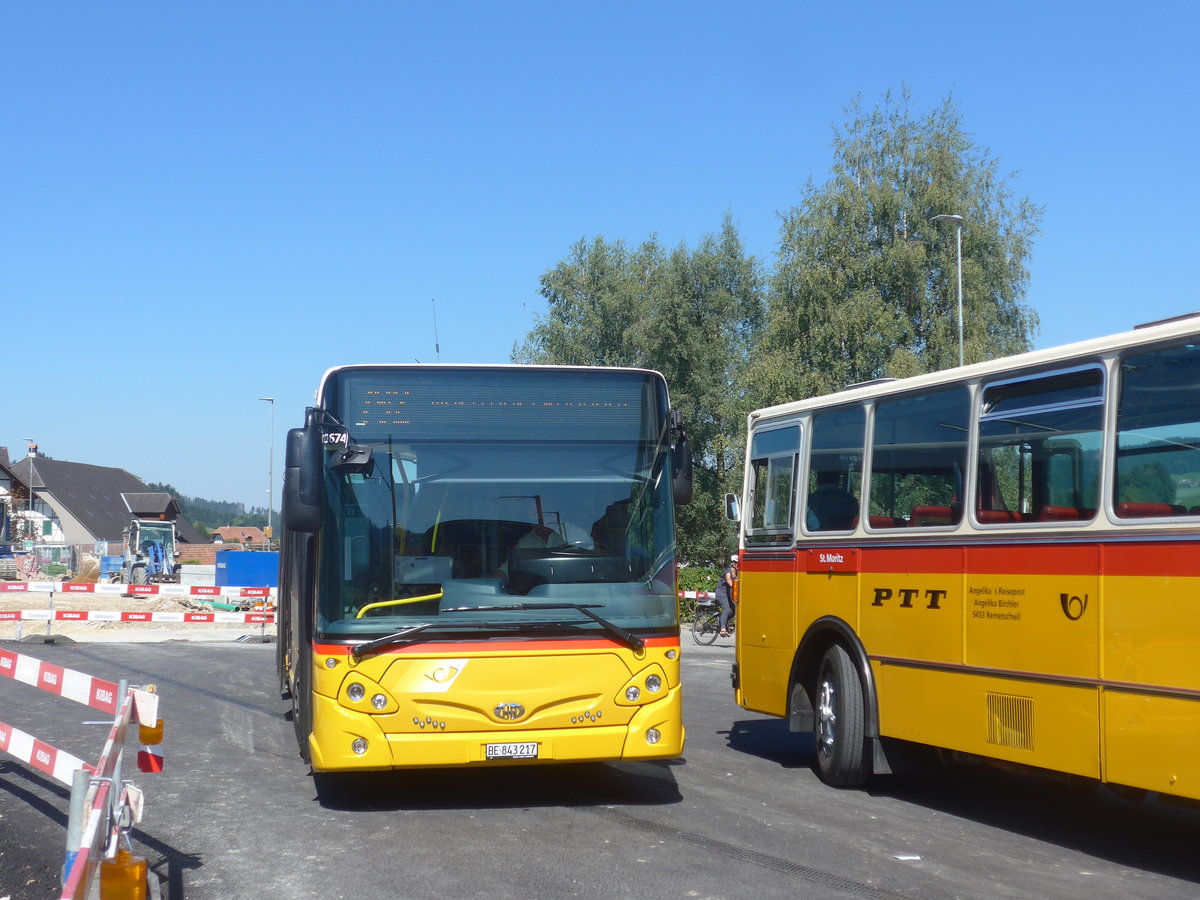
[1060,593,1088,621]
[494,702,526,721]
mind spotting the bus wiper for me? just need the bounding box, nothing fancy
[440,604,644,651]
[351,623,434,660]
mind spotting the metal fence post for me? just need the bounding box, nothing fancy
[62,767,90,887]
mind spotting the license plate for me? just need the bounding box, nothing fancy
[486,741,538,760]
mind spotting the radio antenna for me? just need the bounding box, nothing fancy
[432,298,441,362]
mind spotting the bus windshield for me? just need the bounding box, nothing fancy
[314,367,678,640]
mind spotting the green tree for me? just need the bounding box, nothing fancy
[1118,462,1176,505]
[514,215,764,565]
[749,88,1042,409]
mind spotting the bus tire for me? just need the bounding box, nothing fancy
[276,600,291,698]
[815,643,868,787]
[292,643,313,764]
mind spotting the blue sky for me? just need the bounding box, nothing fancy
[2,2,1196,509]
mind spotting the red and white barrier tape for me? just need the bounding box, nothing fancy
[0,720,93,785]
[0,610,274,624]
[0,581,274,599]
[0,647,122,713]
[679,591,716,599]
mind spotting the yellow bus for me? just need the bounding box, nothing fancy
[277,365,692,773]
[729,312,1200,800]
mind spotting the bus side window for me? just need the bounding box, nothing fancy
[746,425,800,546]
[977,366,1103,525]
[806,405,864,532]
[869,386,969,528]
[1115,341,1200,519]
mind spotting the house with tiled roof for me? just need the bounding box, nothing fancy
[211,525,268,546]
[2,447,204,546]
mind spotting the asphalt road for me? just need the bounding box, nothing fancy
[2,634,1200,899]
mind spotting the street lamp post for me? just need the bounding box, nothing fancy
[259,398,275,548]
[931,214,965,367]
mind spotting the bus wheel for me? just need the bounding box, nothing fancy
[815,644,868,787]
[292,645,313,764]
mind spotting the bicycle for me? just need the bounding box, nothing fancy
[691,598,735,645]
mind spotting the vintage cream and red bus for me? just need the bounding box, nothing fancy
[278,365,692,773]
[729,313,1200,800]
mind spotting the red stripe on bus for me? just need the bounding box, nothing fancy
[313,635,681,656]
[1101,542,1200,578]
[743,540,1200,578]
[858,547,964,573]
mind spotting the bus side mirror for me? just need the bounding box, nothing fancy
[282,412,324,534]
[672,436,693,506]
[725,493,740,522]
[669,409,693,506]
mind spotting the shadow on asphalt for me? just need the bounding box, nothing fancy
[724,716,814,769]
[873,760,1200,887]
[723,717,1200,888]
[313,759,684,812]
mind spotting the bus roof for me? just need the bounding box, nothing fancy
[749,312,1200,424]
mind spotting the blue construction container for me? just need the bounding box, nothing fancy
[214,550,279,587]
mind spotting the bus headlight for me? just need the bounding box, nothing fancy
[339,674,397,714]
[645,728,661,745]
[352,738,368,755]
[617,664,669,705]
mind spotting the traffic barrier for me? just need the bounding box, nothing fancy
[0,581,276,643]
[0,580,275,602]
[0,646,161,897]
[0,609,275,624]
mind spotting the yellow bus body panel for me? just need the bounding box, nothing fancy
[1104,693,1196,796]
[875,663,1102,778]
[736,567,796,716]
[740,545,1200,801]
[1104,573,1200,795]
[307,643,683,772]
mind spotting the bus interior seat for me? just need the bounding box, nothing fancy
[1117,502,1184,518]
[1037,505,1086,521]
[910,505,954,526]
[867,515,905,529]
[591,500,631,553]
[976,508,1024,524]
